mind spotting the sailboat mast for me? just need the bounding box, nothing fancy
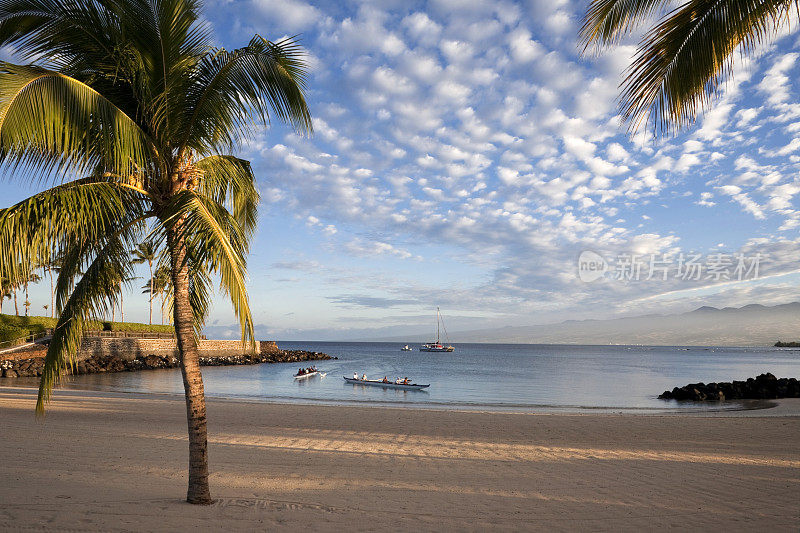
[436,307,440,343]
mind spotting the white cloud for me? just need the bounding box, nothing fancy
[252,0,320,31]
[508,29,544,63]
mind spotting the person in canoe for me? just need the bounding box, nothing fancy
[361,373,367,380]
[382,376,389,383]
[297,368,304,376]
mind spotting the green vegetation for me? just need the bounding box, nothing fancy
[100,321,174,334]
[0,314,58,343]
[0,323,29,344]
[0,0,310,504]
[0,314,174,343]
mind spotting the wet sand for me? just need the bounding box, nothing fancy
[0,387,798,531]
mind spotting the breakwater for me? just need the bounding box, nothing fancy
[658,373,800,401]
[0,338,329,378]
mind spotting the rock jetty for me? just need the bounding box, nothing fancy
[658,373,800,401]
[0,348,330,379]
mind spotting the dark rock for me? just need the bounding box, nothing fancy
[659,373,800,402]
[0,343,330,379]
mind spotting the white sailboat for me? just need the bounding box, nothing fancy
[420,307,455,352]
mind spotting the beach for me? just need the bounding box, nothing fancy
[0,387,798,531]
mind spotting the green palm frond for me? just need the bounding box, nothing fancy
[53,236,93,314]
[182,35,312,154]
[159,190,254,347]
[186,255,212,327]
[621,0,794,133]
[0,180,149,288]
[37,236,135,413]
[0,62,153,179]
[0,0,121,64]
[581,0,798,133]
[580,0,672,49]
[195,155,259,240]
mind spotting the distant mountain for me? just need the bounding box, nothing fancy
[376,302,800,347]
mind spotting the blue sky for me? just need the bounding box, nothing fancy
[4,0,800,340]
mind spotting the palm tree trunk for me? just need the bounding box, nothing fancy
[120,281,124,323]
[13,290,18,315]
[24,281,28,316]
[148,261,153,325]
[49,267,54,318]
[168,226,212,505]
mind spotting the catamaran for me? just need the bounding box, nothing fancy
[343,376,430,390]
[420,307,455,352]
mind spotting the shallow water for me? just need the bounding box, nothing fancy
[35,342,800,413]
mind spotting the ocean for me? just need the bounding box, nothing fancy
[38,342,800,413]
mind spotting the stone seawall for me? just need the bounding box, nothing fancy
[76,337,264,361]
[0,337,330,378]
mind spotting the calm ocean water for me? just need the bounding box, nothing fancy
[40,342,800,413]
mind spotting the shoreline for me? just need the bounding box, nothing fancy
[3,383,800,417]
[0,387,798,530]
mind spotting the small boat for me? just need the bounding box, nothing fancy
[401,345,412,351]
[419,307,455,352]
[294,369,320,379]
[343,377,429,390]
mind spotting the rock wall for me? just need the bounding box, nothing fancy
[0,337,331,378]
[76,337,258,360]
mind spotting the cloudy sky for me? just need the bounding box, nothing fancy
[5,0,800,340]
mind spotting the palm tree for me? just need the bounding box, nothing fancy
[44,261,54,318]
[23,272,40,317]
[0,276,11,314]
[108,267,134,323]
[0,0,311,504]
[580,1,797,133]
[144,265,173,325]
[133,242,157,324]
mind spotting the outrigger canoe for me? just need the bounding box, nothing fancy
[343,376,429,390]
[294,370,320,379]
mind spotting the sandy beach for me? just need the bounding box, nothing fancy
[0,387,798,532]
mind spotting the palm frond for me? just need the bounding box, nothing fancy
[194,155,259,240]
[621,0,795,133]
[0,179,149,291]
[181,35,312,154]
[580,0,673,50]
[158,190,254,347]
[0,0,120,66]
[0,62,152,179]
[113,0,211,143]
[37,236,135,413]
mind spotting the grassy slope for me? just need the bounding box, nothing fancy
[0,314,173,343]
